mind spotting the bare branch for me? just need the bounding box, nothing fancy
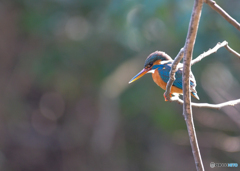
[164,1,240,168]
[171,97,240,109]
[191,41,228,65]
[205,0,240,31]
[182,0,204,170]
[191,41,240,65]
[225,44,240,58]
[166,40,240,102]
[164,48,184,101]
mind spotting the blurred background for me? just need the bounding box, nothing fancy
[0,0,240,170]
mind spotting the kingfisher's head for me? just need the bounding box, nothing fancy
[129,51,172,84]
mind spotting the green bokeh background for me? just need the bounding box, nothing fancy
[0,0,240,170]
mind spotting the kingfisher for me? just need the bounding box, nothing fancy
[129,51,199,101]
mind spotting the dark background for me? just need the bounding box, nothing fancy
[0,0,240,170]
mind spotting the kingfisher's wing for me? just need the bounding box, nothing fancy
[158,63,197,91]
[157,63,182,90]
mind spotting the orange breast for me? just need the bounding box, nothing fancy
[152,70,167,90]
[152,70,183,94]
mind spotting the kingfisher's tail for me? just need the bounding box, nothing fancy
[191,92,200,100]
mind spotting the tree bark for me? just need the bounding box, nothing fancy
[182,0,204,170]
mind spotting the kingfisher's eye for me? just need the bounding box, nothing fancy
[145,62,153,69]
[147,62,153,68]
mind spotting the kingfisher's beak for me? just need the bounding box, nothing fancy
[129,68,148,84]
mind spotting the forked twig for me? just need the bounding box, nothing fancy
[165,40,240,105]
[192,41,240,65]
[159,1,240,171]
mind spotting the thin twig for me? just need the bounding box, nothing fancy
[205,0,240,31]
[225,44,240,58]
[182,0,204,171]
[191,41,240,65]
[191,41,227,65]
[164,48,184,101]
[171,97,240,109]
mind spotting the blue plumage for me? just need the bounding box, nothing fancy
[155,62,199,99]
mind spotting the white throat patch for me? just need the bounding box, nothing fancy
[147,69,155,74]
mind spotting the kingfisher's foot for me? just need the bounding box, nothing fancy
[163,93,168,101]
[164,93,173,101]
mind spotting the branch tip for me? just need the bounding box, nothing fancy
[205,0,240,31]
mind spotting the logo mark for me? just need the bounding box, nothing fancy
[210,162,215,168]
